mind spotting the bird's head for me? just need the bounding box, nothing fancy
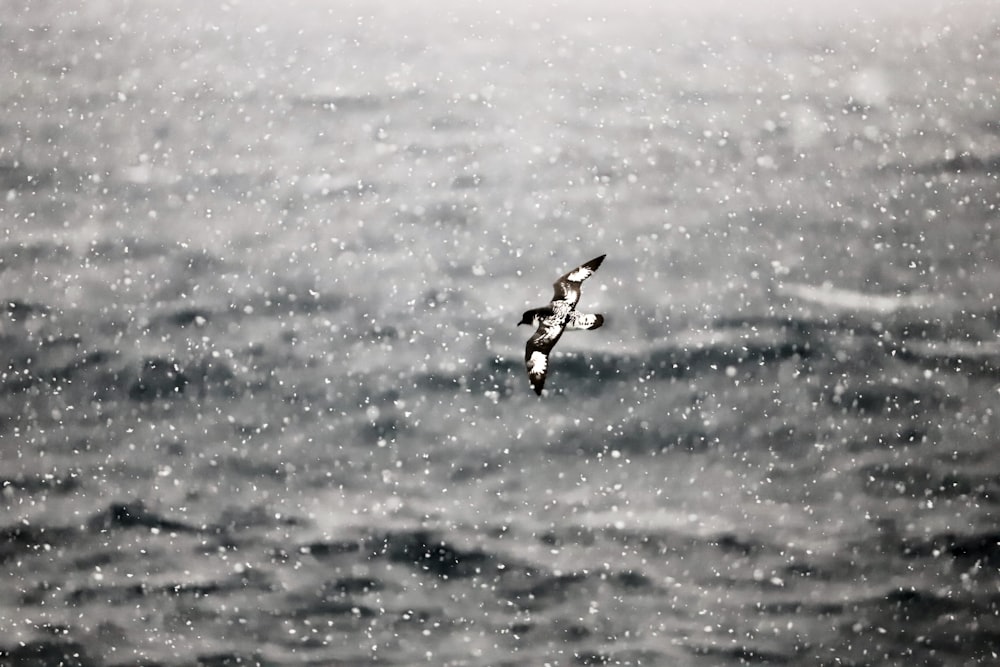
[517,310,535,327]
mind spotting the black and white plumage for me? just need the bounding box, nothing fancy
[517,254,606,395]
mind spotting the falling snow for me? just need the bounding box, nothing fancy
[2,1,1000,665]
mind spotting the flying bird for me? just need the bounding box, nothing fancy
[518,254,606,395]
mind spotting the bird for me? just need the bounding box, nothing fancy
[518,254,606,395]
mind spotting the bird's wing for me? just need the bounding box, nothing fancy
[552,254,606,305]
[566,311,604,331]
[524,322,564,396]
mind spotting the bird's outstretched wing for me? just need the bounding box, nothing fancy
[552,254,606,305]
[524,322,564,396]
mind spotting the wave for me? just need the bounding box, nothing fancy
[0,162,87,193]
[412,324,815,397]
[292,92,386,112]
[902,530,1000,565]
[0,639,96,667]
[687,644,793,664]
[0,471,81,495]
[375,529,507,579]
[0,522,77,564]
[0,241,73,273]
[0,344,238,403]
[818,379,958,415]
[911,151,1000,176]
[86,500,200,534]
[776,281,938,317]
[715,305,1000,380]
[860,462,999,502]
[891,339,1000,377]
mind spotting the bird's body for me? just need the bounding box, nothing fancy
[518,254,606,395]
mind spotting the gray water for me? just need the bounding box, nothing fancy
[2,1,1000,665]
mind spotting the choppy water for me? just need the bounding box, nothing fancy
[3,1,1000,665]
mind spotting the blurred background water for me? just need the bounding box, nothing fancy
[2,1,1000,665]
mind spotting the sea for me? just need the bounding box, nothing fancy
[2,1,1000,665]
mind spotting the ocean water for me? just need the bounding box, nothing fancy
[2,1,1000,665]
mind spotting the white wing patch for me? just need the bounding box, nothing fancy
[527,350,548,375]
[526,349,549,394]
[566,312,602,330]
[552,255,604,303]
